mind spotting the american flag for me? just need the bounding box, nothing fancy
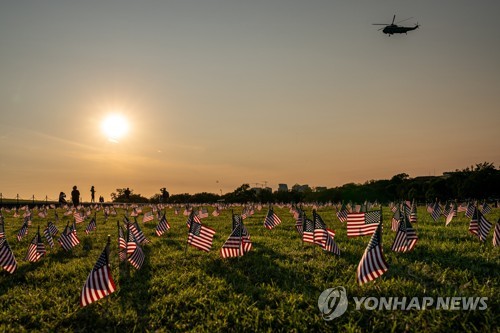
[85,217,97,235]
[74,211,85,224]
[117,222,127,262]
[58,224,80,251]
[481,202,492,215]
[445,207,455,226]
[313,211,340,255]
[220,215,252,258]
[187,219,215,252]
[130,207,139,217]
[17,221,29,242]
[126,229,145,270]
[357,222,388,285]
[0,221,5,239]
[43,226,55,248]
[294,209,304,236]
[391,208,401,232]
[155,213,171,237]
[465,202,475,218]
[336,203,349,223]
[410,199,418,223]
[493,221,500,247]
[212,207,220,217]
[313,211,328,246]
[430,202,442,222]
[0,238,17,274]
[302,216,315,244]
[142,211,154,223]
[47,221,59,236]
[80,241,116,307]
[38,209,48,218]
[198,208,209,219]
[128,219,150,245]
[264,208,281,230]
[469,207,479,236]
[186,211,202,229]
[346,210,381,237]
[476,210,492,242]
[391,215,418,252]
[25,229,46,262]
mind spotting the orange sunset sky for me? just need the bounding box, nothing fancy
[1,1,499,201]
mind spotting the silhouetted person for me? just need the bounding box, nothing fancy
[99,195,104,203]
[71,185,80,207]
[59,192,67,206]
[124,188,131,202]
[90,186,96,203]
[160,188,169,203]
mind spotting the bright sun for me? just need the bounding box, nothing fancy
[101,114,129,143]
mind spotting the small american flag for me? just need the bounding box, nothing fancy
[17,222,29,242]
[25,229,46,262]
[302,217,315,244]
[430,202,442,222]
[410,199,418,223]
[43,226,55,248]
[465,202,475,218]
[118,223,127,262]
[391,208,401,232]
[0,221,5,239]
[391,216,418,252]
[481,202,492,215]
[128,220,150,245]
[58,224,80,251]
[47,221,59,236]
[186,212,202,229]
[220,215,252,258]
[187,219,215,252]
[80,241,116,307]
[357,223,388,285]
[0,237,18,274]
[476,210,492,242]
[198,208,209,219]
[346,211,381,237]
[74,211,85,224]
[85,217,97,235]
[142,211,154,223]
[493,221,500,247]
[155,213,171,237]
[336,203,349,223]
[126,233,145,270]
[313,211,340,255]
[264,208,281,230]
[295,209,304,236]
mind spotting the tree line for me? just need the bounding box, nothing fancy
[111,162,499,204]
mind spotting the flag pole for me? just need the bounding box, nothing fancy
[238,214,243,259]
[185,211,193,256]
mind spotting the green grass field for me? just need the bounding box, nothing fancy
[0,205,498,332]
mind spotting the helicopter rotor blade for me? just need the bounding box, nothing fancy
[372,23,388,25]
[395,17,414,24]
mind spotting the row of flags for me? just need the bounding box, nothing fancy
[1,203,499,305]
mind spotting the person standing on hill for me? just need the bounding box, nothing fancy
[124,187,131,202]
[90,186,96,203]
[71,185,81,207]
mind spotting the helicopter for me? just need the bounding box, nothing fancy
[373,15,419,35]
